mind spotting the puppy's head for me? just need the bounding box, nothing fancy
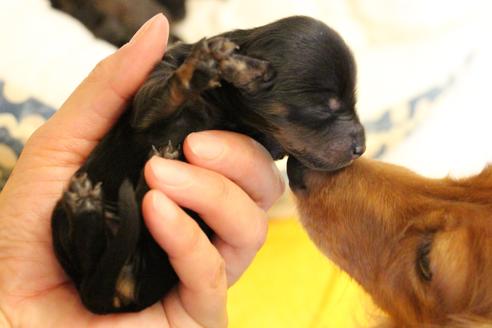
[288,157,492,326]
[226,16,365,171]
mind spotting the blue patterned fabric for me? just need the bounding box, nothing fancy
[0,81,56,189]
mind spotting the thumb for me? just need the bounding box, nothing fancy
[2,13,168,194]
[45,13,168,143]
[27,13,168,166]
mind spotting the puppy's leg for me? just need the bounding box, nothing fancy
[83,179,141,313]
[132,37,275,130]
[131,38,232,130]
[52,174,107,280]
[52,174,140,313]
[129,140,214,312]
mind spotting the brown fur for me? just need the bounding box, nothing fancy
[290,158,492,327]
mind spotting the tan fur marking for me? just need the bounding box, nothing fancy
[113,296,121,308]
[114,263,136,306]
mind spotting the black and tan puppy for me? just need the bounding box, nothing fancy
[51,16,365,314]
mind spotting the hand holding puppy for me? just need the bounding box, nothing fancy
[0,15,284,328]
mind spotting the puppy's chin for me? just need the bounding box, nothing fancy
[294,150,353,171]
[287,155,354,194]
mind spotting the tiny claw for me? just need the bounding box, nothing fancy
[92,182,103,198]
[163,141,180,160]
[152,145,160,156]
[210,80,222,88]
[81,176,92,190]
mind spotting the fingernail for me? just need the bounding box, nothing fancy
[149,157,190,187]
[129,13,165,44]
[187,132,225,160]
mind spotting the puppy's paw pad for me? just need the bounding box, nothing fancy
[193,61,221,89]
[190,38,212,59]
[152,141,181,160]
[220,56,275,94]
[64,173,103,214]
[179,38,223,90]
[208,37,238,60]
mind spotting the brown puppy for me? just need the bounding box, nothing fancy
[288,157,492,327]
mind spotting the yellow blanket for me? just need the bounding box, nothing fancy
[228,219,380,328]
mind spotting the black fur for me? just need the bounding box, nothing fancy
[51,16,366,314]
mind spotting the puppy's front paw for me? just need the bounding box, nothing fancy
[63,173,103,214]
[208,37,238,61]
[178,38,239,91]
[175,38,220,90]
[219,55,275,94]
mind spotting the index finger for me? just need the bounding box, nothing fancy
[183,131,286,210]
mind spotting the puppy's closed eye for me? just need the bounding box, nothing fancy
[417,238,433,282]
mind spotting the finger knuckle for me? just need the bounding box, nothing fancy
[212,174,231,202]
[179,220,203,257]
[87,58,112,85]
[208,256,227,290]
[259,165,285,210]
[251,210,268,251]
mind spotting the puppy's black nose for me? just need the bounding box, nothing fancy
[352,144,365,159]
[351,122,366,159]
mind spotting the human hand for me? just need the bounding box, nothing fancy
[0,14,284,328]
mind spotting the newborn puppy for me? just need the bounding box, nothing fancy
[288,157,492,327]
[51,16,365,314]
